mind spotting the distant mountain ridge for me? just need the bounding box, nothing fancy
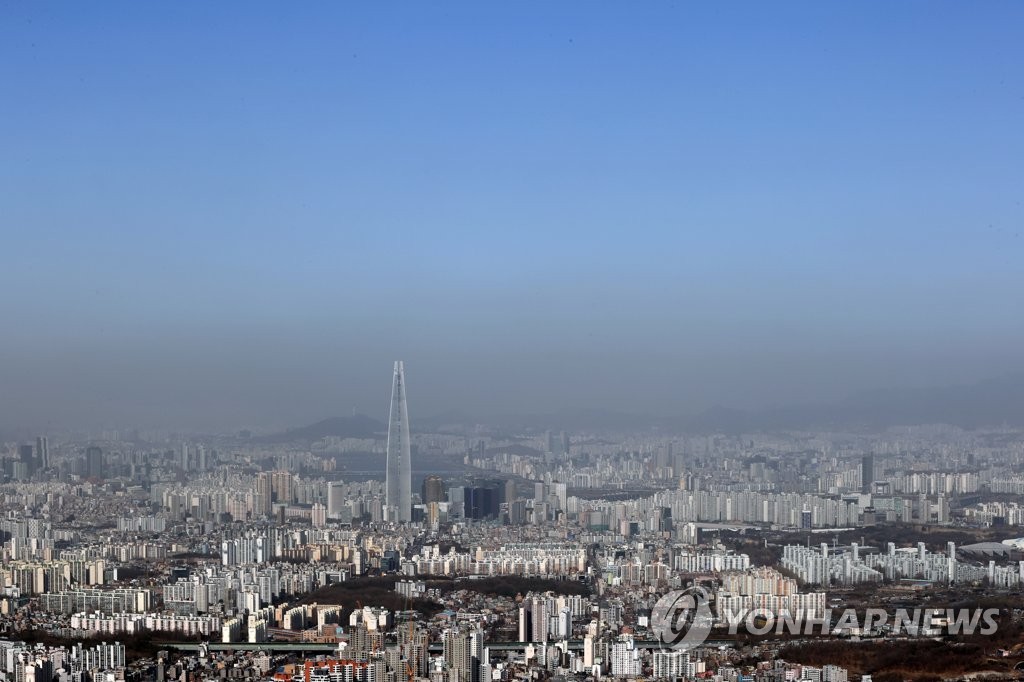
[416,374,1024,434]
[273,374,1024,440]
[258,414,385,443]
[830,373,1024,429]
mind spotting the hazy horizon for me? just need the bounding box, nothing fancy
[2,3,1022,432]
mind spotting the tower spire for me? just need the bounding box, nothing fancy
[385,361,412,522]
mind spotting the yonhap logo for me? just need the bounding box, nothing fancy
[651,586,713,651]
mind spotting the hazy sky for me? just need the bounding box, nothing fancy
[2,3,1023,431]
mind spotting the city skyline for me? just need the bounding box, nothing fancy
[3,3,1024,681]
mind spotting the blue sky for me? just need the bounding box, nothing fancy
[1,3,1022,429]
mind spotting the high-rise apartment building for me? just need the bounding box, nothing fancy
[86,446,105,480]
[862,454,875,493]
[421,475,444,504]
[35,436,49,470]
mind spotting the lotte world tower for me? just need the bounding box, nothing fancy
[385,361,412,522]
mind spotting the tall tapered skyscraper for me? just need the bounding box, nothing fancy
[385,361,412,522]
